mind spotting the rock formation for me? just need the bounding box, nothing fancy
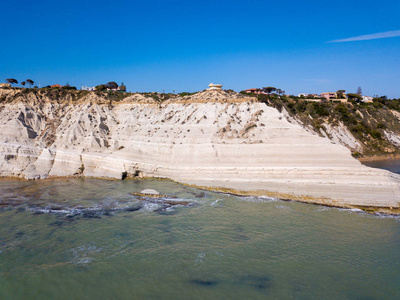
[0,89,399,209]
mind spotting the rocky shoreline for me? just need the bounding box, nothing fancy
[183,183,400,215]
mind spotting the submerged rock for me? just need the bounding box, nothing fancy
[82,210,102,219]
[190,279,218,287]
[154,206,179,215]
[140,189,160,195]
[239,275,273,290]
[194,192,206,198]
[49,220,65,227]
[124,205,142,212]
[130,192,177,199]
[136,197,191,207]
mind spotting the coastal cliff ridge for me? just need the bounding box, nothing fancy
[0,88,399,211]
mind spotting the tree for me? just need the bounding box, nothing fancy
[106,81,118,90]
[347,93,362,101]
[21,81,26,87]
[336,90,346,98]
[357,87,362,96]
[119,82,126,92]
[6,78,18,86]
[26,79,34,88]
[95,84,107,91]
[263,86,276,94]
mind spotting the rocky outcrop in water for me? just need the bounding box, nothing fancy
[0,89,399,208]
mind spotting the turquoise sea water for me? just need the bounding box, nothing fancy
[0,162,399,299]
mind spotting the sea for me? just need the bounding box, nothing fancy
[0,160,399,299]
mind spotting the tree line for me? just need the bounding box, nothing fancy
[4,79,127,92]
[6,78,35,88]
[95,82,126,92]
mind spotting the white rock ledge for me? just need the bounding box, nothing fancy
[0,90,399,209]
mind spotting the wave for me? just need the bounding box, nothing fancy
[236,195,279,203]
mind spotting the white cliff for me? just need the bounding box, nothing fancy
[0,89,399,209]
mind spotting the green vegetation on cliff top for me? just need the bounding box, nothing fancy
[256,93,400,157]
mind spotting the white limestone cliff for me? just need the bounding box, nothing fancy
[0,89,399,208]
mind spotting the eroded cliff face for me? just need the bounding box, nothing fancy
[0,89,399,208]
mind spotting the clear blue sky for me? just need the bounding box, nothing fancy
[1,0,400,97]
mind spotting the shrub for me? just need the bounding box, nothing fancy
[295,101,307,113]
[334,103,348,114]
[350,124,367,134]
[377,123,385,129]
[370,130,382,139]
[257,94,269,104]
[372,101,384,109]
[287,102,296,113]
[313,103,329,116]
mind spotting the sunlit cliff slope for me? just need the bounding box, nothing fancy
[0,89,399,209]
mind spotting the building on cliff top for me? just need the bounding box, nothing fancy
[321,92,348,102]
[51,84,63,88]
[81,86,96,91]
[244,88,266,95]
[0,83,11,88]
[208,83,223,90]
[362,96,373,103]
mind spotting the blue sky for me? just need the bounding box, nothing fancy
[1,0,399,97]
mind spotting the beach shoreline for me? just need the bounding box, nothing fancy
[2,174,399,215]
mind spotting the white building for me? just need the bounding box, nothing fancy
[81,86,96,91]
[208,83,223,90]
[362,96,373,103]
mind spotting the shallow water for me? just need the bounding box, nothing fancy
[361,158,400,175]
[0,177,400,299]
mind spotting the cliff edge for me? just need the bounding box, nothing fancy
[0,89,399,209]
